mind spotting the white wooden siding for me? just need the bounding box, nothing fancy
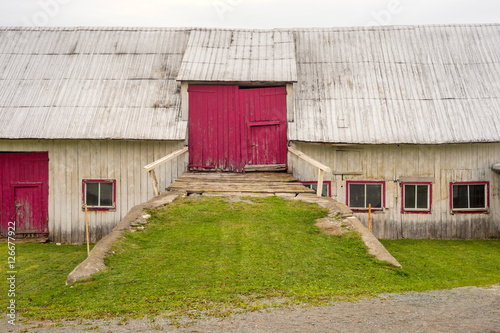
[289,142,500,239]
[0,139,187,243]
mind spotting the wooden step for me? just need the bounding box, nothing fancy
[174,176,298,183]
[184,172,294,179]
[166,172,314,195]
[244,164,287,172]
[168,184,314,193]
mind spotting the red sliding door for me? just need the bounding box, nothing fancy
[189,85,287,172]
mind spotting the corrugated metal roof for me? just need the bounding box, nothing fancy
[288,24,500,144]
[0,27,190,140]
[1,25,499,144]
[176,29,297,82]
[0,107,186,140]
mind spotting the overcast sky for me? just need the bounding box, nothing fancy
[0,0,498,29]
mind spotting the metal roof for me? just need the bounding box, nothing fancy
[0,27,190,140]
[176,29,297,82]
[1,25,499,144]
[288,25,500,144]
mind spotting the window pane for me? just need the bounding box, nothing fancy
[416,185,429,209]
[321,183,328,197]
[366,184,382,208]
[349,184,365,208]
[303,183,328,197]
[452,185,469,209]
[86,183,99,206]
[469,185,485,209]
[404,185,416,209]
[100,182,113,207]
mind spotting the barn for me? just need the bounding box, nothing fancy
[1,24,499,242]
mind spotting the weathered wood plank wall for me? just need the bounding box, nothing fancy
[0,140,187,243]
[289,142,500,239]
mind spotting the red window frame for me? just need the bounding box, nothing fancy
[401,182,432,214]
[300,181,331,197]
[346,181,385,213]
[449,181,489,214]
[82,179,116,211]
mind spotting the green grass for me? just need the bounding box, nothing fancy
[380,238,500,289]
[1,196,499,322]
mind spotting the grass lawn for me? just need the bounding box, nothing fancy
[1,196,499,322]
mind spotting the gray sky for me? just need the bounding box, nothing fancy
[0,0,498,28]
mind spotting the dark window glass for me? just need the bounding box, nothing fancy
[100,182,113,206]
[303,183,329,197]
[452,184,486,210]
[404,185,416,209]
[349,183,382,209]
[404,184,429,210]
[85,181,114,207]
[416,185,429,209]
[453,185,469,209]
[469,185,485,209]
[349,184,365,208]
[366,184,382,208]
[86,183,99,206]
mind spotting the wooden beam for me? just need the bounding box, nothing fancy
[287,146,331,172]
[399,176,434,182]
[244,164,287,172]
[286,83,294,122]
[149,170,160,197]
[181,82,189,121]
[317,169,324,197]
[143,147,188,172]
[333,172,363,175]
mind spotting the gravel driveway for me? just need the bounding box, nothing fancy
[9,285,500,333]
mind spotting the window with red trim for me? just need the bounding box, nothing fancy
[346,181,385,212]
[450,181,489,213]
[402,182,432,214]
[300,181,331,197]
[83,179,116,211]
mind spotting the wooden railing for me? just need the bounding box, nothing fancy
[288,146,332,197]
[143,147,189,197]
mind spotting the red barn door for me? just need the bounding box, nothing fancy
[241,87,287,168]
[0,152,49,237]
[188,85,241,171]
[189,85,287,172]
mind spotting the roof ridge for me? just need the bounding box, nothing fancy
[1,23,499,33]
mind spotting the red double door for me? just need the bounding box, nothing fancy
[189,85,287,172]
[0,152,49,236]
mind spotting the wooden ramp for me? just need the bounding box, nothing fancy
[167,172,315,195]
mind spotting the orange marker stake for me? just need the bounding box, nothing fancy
[368,204,372,232]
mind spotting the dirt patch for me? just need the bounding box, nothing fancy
[0,237,48,243]
[314,217,349,235]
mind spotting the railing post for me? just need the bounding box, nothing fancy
[288,146,331,197]
[317,168,324,197]
[148,169,160,197]
[143,147,189,197]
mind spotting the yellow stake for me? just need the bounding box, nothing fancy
[368,204,372,232]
